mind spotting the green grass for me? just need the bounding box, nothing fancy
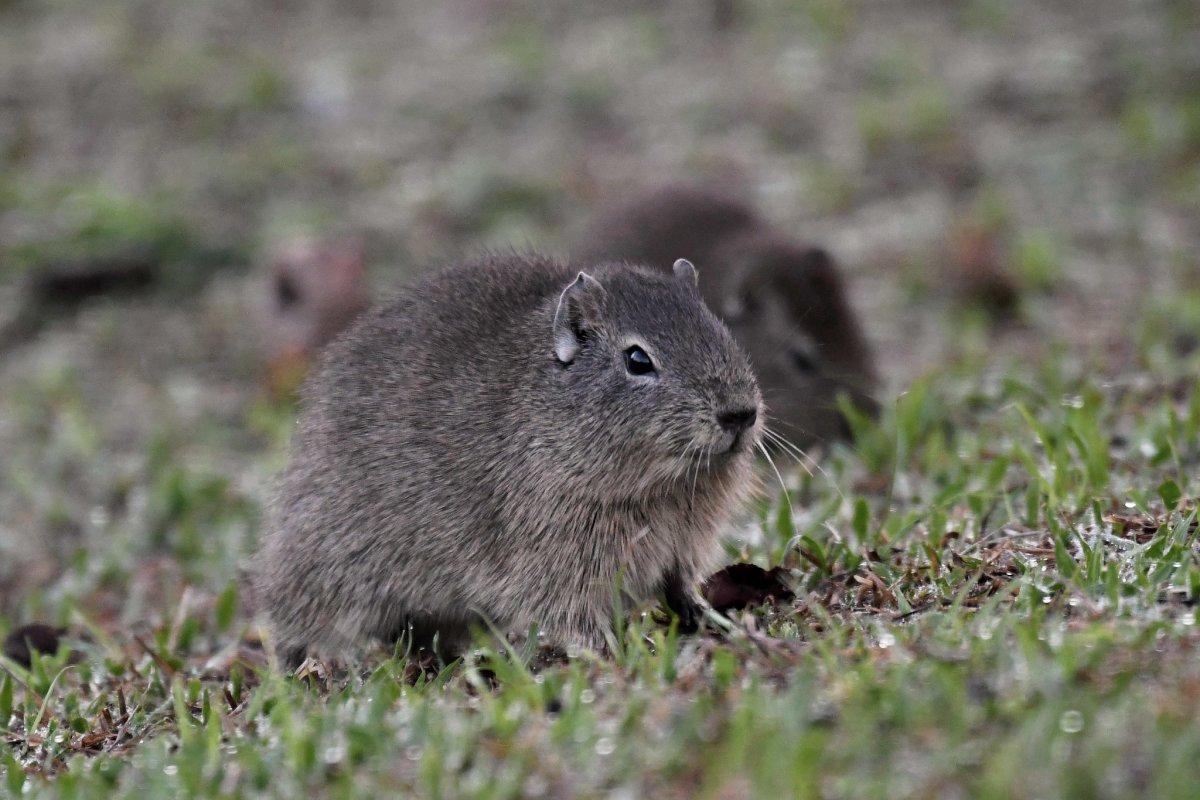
[2,321,1199,798]
[2,1,1200,792]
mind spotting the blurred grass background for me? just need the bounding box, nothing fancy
[1,1,1200,797]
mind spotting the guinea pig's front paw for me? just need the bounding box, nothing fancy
[668,592,705,634]
[662,572,705,634]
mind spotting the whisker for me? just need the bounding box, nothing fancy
[766,416,835,446]
[762,426,814,468]
[761,428,814,477]
[756,439,794,525]
[704,448,712,503]
[672,443,695,493]
[672,440,700,509]
[764,426,847,507]
[692,443,705,508]
[765,431,822,477]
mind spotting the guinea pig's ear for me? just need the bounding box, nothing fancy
[672,258,699,288]
[553,271,605,364]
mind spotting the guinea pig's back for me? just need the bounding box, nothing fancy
[258,254,570,646]
[309,253,565,438]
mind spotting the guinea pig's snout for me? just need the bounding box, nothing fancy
[718,406,758,435]
[716,405,759,452]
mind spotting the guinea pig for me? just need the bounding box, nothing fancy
[255,253,762,665]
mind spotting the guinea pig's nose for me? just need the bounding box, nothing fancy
[717,407,758,436]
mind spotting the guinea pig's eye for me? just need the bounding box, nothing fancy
[275,273,301,308]
[789,346,818,374]
[624,346,656,376]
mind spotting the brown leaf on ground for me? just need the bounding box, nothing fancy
[3,622,66,667]
[702,564,795,612]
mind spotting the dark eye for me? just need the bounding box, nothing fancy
[789,347,818,374]
[276,273,301,308]
[624,346,656,376]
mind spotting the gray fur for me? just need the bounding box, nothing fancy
[256,252,762,665]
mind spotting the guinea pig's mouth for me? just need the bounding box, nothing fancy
[683,428,758,465]
[673,408,762,470]
[720,427,757,455]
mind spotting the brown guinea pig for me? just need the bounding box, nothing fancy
[262,236,370,396]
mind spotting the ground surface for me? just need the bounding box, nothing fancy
[1,1,1199,797]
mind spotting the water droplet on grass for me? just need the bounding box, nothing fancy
[88,506,109,528]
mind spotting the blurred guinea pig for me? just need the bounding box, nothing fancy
[261,235,370,396]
